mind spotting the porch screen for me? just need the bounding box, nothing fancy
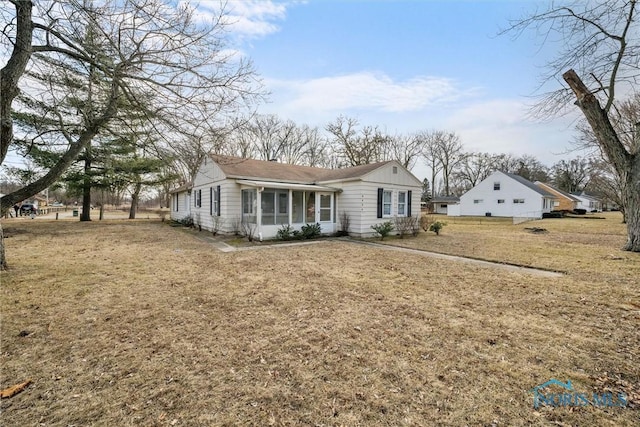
[292,191,304,223]
[261,189,289,225]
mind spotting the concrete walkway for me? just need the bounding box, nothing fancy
[349,240,564,278]
[194,234,563,277]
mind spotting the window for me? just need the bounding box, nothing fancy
[397,191,406,216]
[306,192,316,223]
[497,199,505,204]
[440,204,447,209]
[211,186,220,216]
[392,166,398,174]
[261,190,276,225]
[383,190,392,216]
[195,189,202,208]
[174,194,179,211]
[494,182,501,190]
[473,199,483,204]
[553,201,560,207]
[242,189,256,223]
[276,191,289,224]
[513,199,525,204]
[292,191,304,223]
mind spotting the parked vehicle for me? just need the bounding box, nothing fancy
[20,203,37,214]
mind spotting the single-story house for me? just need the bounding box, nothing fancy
[449,171,555,218]
[429,196,460,214]
[572,192,602,212]
[534,182,581,211]
[170,155,422,238]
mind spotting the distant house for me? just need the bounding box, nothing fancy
[535,182,580,211]
[572,192,602,212]
[449,171,555,218]
[170,155,422,238]
[429,196,460,214]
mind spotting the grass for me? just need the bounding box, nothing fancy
[1,214,638,426]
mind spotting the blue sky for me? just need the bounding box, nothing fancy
[216,0,581,179]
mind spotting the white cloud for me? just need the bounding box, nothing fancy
[192,1,295,39]
[266,71,474,115]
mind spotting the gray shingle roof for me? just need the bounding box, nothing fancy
[503,172,556,197]
[211,155,393,183]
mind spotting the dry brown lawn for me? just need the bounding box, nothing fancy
[1,214,638,426]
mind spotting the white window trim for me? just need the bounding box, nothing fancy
[382,190,392,217]
[397,191,407,217]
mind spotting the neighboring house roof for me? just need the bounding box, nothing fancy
[535,182,581,202]
[210,155,404,184]
[502,172,556,198]
[573,191,601,201]
[430,196,460,203]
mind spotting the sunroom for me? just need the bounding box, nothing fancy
[237,180,341,239]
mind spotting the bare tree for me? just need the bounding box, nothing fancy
[453,152,496,193]
[326,115,388,166]
[551,157,592,193]
[505,0,640,251]
[416,130,444,198]
[1,0,261,214]
[386,133,423,170]
[433,132,466,196]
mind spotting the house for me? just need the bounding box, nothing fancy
[429,196,460,214]
[572,192,602,212]
[449,171,555,218]
[169,182,193,222]
[534,182,580,211]
[170,155,422,238]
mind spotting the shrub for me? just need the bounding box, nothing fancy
[420,215,432,232]
[394,216,419,239]
[241,220,257,242]
[211,216,224,235]
[573,209,587,215]
[177,215,194,228]
[276,224,295,240]
[371,221,394,240]
[230,216,241,235]
[338,211,351,236]
[300,222,322,239]
[429,220,446,235]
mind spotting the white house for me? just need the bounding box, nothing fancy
[572,193,602,212]
[429,196,460,214]
[450,171,555,218]
[170,155,422,238]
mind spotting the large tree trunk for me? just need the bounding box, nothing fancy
[563,69,640,252]
[80,148,92,221]
[0,223,7,271]
[129,181,141,219]
[0,1,33,164]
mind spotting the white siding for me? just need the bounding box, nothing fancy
[458,171,551,218]
[170,191,191,222]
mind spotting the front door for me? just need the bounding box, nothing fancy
[317,192,333,233]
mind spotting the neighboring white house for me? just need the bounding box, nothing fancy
[449,171,555,218]
[572,193,602,212]
[170,155,422,238]
[429,196,460,214]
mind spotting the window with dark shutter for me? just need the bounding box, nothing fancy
[407,190,412,217]
[209,187,213,215]
[217,185,221,216]
[377,188,383,218]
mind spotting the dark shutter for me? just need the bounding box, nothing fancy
[407,190,412,217]
[377,188,383,218]
[209,187,213,215]
[217,185,221,216]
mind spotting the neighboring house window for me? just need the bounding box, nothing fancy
[383,190,392,216]
[494,182,500,190]
[393,166,398,174]
[473,199,483,204]
[397,191,406,216]
[440,204,447,209]
[242,189,256,223]
[513,199,525,204]
[554,201,560,206]
[497,199,505,204]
